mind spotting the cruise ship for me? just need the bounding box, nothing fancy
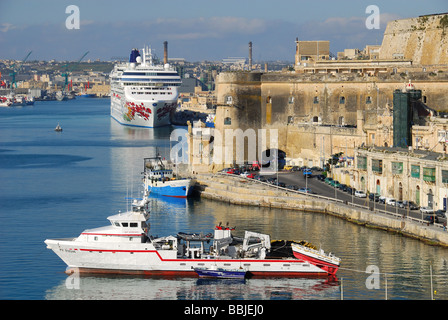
[110,46,181,128]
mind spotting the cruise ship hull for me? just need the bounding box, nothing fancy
[111,93,176,128]
[44,239,328,278]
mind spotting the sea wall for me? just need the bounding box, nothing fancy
[194,173,448,247]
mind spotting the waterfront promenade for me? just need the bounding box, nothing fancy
[194,172,448,247]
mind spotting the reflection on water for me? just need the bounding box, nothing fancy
[45,274,339,300]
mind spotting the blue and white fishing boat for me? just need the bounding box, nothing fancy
[143,156,194,198]
[195,266,247,279]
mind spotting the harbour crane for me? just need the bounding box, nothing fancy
[9,51,32,88]
[61,51,89,92]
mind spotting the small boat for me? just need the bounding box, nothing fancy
[195,266,246,279]
[54,123,62,132]
[291,242,340,276]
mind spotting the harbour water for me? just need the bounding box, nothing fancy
[1,98,448,300]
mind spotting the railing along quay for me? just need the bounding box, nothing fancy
[214,172,447,231]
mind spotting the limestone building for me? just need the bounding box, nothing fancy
[353,146,448,211]
[186,14,448,176]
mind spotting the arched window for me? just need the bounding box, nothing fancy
[224,117,232,125]
[339,96,346,104]
[366,96,372,104]
[226,96,233,104]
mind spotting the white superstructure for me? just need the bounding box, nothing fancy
[110,46,181,127]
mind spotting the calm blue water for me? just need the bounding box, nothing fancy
[1,98,448,300]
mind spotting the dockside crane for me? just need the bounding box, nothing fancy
[61,51,89,92]
[9,51,32,89]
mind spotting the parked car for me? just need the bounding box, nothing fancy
[277,182,286,188]
[346,187,355,195]
[378,196,386,204]
[435,210,446,218]
[424,215,439,224]
[385,198,396,206]
[369,193,380,202]
[298,187,313,193]
[316,174,326,181]
[324,177,333,185]
[403,201,419,210]
[395,201,405,208]
[331,180,340,188]
[355,190,367,198]
[420,206,434,214]
[303,169,312,176]
[283,165,294,171]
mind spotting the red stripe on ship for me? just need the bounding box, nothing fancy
[81,233,143,237]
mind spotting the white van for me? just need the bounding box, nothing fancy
[385,198,396,206]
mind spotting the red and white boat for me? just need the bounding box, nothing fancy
[44,192,338,278]
[291,242,341,276]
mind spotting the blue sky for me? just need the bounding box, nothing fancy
[0,0,446,62]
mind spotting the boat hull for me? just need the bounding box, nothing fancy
[291,244,340,276]
[195,268,246,279]
[111,93,176,128]
[147,179,194,198]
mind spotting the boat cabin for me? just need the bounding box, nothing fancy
[144,156,175,181]
[77,209,149,243]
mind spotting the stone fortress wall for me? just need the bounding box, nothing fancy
[189,14,448,171]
